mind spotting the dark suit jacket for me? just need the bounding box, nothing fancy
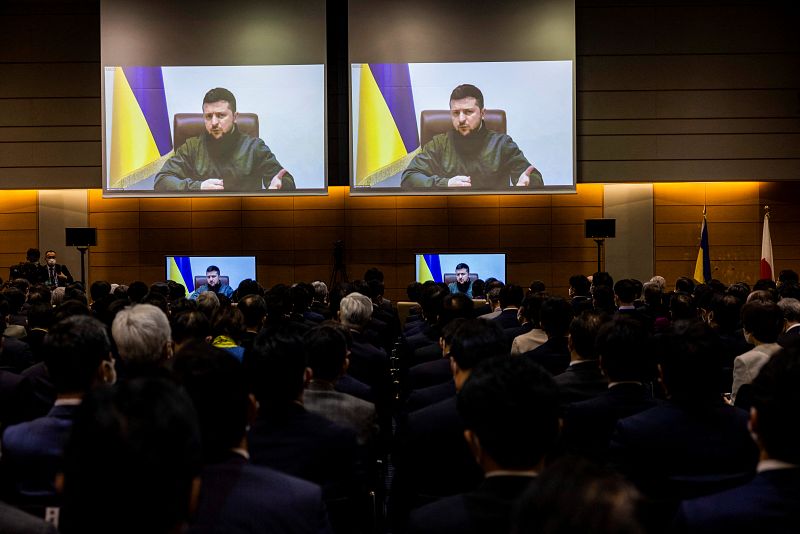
[407,475,535,534]
[407,358,451,391]
[248,402,363,500]
[1,403,79,500]
[44,264,72,287]
[609,399,759,500]
[335,374,374,403]
[553,360,608,410]
[560,382,657,462]
[0,337,34,374]
[674,467,800,534]
[491,308,520,330]
[391,396,483,529]
[404,380,455,415]
[778,325,800,347]
[190,454,332,534]
[522,337,570,376]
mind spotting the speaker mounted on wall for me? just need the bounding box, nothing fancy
[65,227,97,247]
[585,219,616,239]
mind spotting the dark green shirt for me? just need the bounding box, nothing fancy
[401,125,543,189]
[154,127,296,192]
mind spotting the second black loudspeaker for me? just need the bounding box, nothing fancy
[585,219,616,239]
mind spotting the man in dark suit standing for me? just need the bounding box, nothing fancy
[43,250,73,288]
[173,341,332,534]
[407,355,559,534]
[674,345,800,533]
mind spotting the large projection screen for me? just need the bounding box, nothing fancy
[349,0,576,196]
[100,0,327,197]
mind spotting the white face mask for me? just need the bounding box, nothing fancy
[46,258,56,266]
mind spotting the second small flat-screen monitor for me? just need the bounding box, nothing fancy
[165,256,256,296]
[416,253,506,284]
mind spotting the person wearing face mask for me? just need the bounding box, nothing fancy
[44,249,73,288]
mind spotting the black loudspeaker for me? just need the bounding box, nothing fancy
[65,227,97,247]
[585,219,616,239]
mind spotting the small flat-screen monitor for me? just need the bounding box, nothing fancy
[165,255,256,296]
[415,253,506,284]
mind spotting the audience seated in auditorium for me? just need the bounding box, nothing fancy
[111,303,173,380]
[1,316,115,502]
[510,292,548,356]
[173,341,332,534]
[731,300,783,407]
[674,345,800,533]
[410,292,473,367]
[521,297,574,375]
[238,294,267,351]
[407,355,559,534]
[491,284,524,330]
[553,310,610,410]
[568,274,593,314]
[777,297,800,346]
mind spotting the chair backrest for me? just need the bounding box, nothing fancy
[194,275,230,289]
[172,113,259,151]
[442,273,479,285]
[419,109,506,146]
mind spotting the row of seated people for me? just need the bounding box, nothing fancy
[0,267,797,532]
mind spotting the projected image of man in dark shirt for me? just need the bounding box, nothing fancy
[401,84,543,190]
[154,87,296,192]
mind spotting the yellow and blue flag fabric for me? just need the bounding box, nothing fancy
[356,63,419,186]
[109,66,173,188]
[168,256,194,296]
[418,254,443,283]
[693,212,711,283]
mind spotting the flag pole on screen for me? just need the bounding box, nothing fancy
[760,206,774,281]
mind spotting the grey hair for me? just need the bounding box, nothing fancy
[111,304,171,364]
[778,298,800,323]
[197,291,220,319]
[312,280,328,301]
[339,292,373,328]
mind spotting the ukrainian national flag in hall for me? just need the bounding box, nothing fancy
[168,256,194,296]
[356,63,420,186]
[418,254,443,284]
[109,66,173,188]
[693,212,711,283]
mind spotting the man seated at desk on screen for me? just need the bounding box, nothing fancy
[401,84,543,190]
[190,265,234,300]
[154,87,296,192]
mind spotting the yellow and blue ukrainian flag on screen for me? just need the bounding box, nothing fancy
[168,256,194,296]
[356,63,420,186]
[693,212,711,283]
[418,254,443,283]
[109,66,173,188]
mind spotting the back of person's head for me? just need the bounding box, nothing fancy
[642,281,663,307]
[596,318,651,382]
[43,315,113,395]
[669,292,696,321]
[513,456,644,534]
[419,284,448,323]
[499,284,524,309]
[127,280,149,303]
[569,311,610,360]
[519,292,548,327]
[54,299,92,323]
[339,292,373,329]
[212,307,245,342]
[167,280,187,301]
[238,294,267,330]
[485,278,504,292]
[26,248,41,262]
[592,285,616,314]
[613,279,638,305]
[173,342,249,463]
[751,345,800,464]
[778,269,800,285]
[149,282,169,298]
[778,281,800,301]
[28,284,52,306]
[290,283,314,314]
[675,276,696,294]
[142,291,169,314]
[741,300,783,344]
[778,298,800,324]
[747,288,778,304]
[528,280,546,294]
[438,292,474,326]
[657,320,722,401]
[244,323,307,406]
[540,297,574,339]
[264,284,293,322]
[569,274,591,296]
[406,281,423,303]
[486,287,502,307]
[459,355,558,470]
[1,287,25,314]
[449,319,508,371]
[710,294,742,332]
[12,278,31,294]
[171,310,211,347]
[111,303,171,366]
[312,280,329,303]
[471,279,486,299]
[363,267,384,283]
[726,282,751,302]
[196,290,220,320]
[304,324,348,382]
[649,275,666,290]
[60,378,201,534]
[364,279,385,304]
[591,271,613,289]
[27,302,55,331]
[232,278,262,301]
[753,278,778,293]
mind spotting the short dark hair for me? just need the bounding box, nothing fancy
[520,292,549,326]
[751,345,800,463]
[244,323,308,405]
[669,292,696,321]
[60,378,201,534]
[206,265,220,275]
[540,297,574,339]
[90,280,112,302]
[569,275,591,296]
[363,267,384,282]
[203,87,237,113]
[569,310,610,360]
[449,84,484,109]
[43,315,112,394]
[170,310,210,346]
[459,355,558,469]
[238,294,267,329]
[449,319,508,371]
[675,276,696,294]
[438,292,474,326]
[614,279,638,304]
[26,248,41,262]
[657,320,722,400]
[455,263,470,272]
[591,272,613,289]
[499,284,524,309]
[304,324,348,382]
[173,342,249,463]
[741,300,783,343]
[597,318,652,382]
[778,269,799,285]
